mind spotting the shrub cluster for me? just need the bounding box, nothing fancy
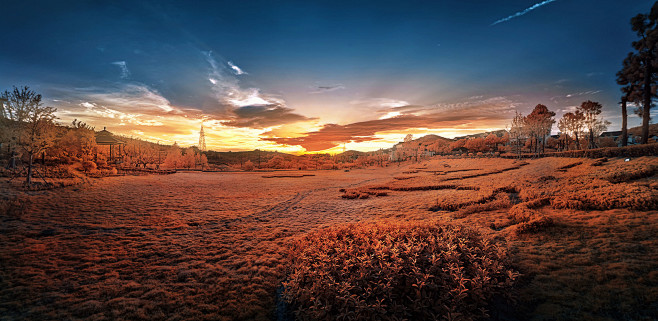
[508,198,555,236]
[500,143,658,159]
[430,186,516,213]
[604,165,657,183]
[85,167,119,178]
[341,191,385,199]
[508,197,551,223]
[550,183,657,211]
[513,216,555,235]
[283,221,518,321]
[456,192,513,218]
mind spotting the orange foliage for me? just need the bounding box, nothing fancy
[283,221,517,320]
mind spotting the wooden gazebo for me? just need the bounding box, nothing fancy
[95,127,126,163]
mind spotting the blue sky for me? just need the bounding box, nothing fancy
[0,0,654,152]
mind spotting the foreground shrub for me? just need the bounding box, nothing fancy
[283,221,518,321]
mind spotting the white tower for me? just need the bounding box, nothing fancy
[199,124,207,151]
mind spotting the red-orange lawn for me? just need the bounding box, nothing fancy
[1,156,657,320]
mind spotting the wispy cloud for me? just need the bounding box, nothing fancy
[49,84,210,145]
[350,98,410,109]
[203,51,269,107]
[310,84,345,94]
[202,51,313,128]
[228,61,247,75]
[491,0,558,26]
[52,84,198,126]
[111,61,130,79]
[565,90,602,98]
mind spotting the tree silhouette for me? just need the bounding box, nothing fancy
[616,52,644,146]
[629,3,658,144]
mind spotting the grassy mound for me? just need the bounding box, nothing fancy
[282,221,517,321]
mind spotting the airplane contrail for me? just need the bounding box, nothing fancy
[491,0,558,26]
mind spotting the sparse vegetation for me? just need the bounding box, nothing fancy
[1,156,657,320]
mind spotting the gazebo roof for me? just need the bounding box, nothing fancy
[95,127,126,145]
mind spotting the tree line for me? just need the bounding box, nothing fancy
[0,86,212,184]
[507,101,610,158]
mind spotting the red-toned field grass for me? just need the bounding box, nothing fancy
[1,156,657,320]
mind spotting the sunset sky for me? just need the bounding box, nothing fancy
[1,0,655,153]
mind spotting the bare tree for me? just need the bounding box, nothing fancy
[577,100,607,149]
[508,111,526,158]
[558,111,585,150]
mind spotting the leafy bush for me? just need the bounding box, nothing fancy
[85,168,118,178]
[283,221,518,321]
[243,160,255,171]
[80,160,97,172]
[45,165,77,178]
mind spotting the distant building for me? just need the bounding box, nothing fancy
[599,131,635,146]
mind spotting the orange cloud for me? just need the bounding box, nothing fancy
[262,97,517,151]
[221,104,316,128]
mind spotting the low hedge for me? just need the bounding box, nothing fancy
[501,143,658,159]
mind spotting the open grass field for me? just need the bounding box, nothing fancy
[1,156,657,320]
